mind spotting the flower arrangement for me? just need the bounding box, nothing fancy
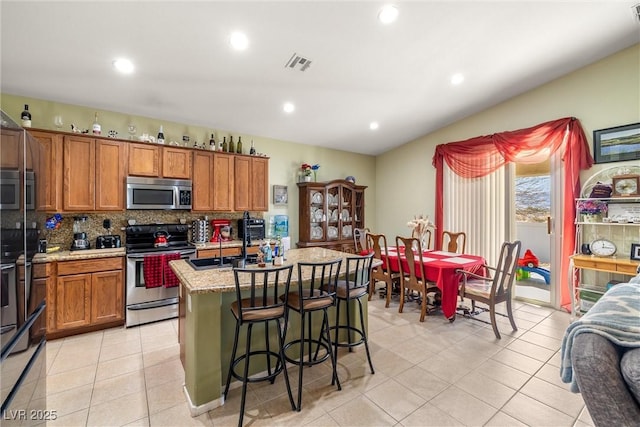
[301,163,320,181]
[577,200,608,215]
[407,214,434,247]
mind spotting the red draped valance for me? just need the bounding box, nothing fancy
[431,117,593,311]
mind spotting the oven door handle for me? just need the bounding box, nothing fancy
[127,249,196,259]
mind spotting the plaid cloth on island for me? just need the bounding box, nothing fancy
[143,254,164,288]
[560,282,640,392]
[163,253,181,288]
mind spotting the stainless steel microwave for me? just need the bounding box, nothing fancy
[0,170,35,210]
[126,176,192,210]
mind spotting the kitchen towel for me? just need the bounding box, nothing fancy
[143,254,164,288]
[163,253,181,288]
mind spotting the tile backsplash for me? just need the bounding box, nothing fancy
[41,211,262,249]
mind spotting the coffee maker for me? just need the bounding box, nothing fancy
[71,216,90,251]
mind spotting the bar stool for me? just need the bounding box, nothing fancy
[223,264,296,427]
[330,253,375,375]
[282,258,342,411]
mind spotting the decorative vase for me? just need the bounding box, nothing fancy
[303,175,311,182]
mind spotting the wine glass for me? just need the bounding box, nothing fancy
[54,115,63,129]
[128,124,137,140]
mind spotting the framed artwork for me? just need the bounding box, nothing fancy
[273,185,288,205]
[593,122,640,164]
[631,243,640,261]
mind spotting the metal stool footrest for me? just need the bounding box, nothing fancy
[283,338,332,366]
[229,350,284,384]
[330,325,365,351]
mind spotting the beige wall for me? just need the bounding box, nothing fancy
[375,44,640,241]
[0,94,376,246]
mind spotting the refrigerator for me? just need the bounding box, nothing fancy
[1,110,47,422]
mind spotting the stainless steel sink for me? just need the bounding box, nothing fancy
[187,255,258,270]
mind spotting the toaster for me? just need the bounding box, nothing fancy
[96,235,121,249]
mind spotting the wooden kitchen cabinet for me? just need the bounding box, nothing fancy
[49,257,124,338]
[128,143,191,179]
[30,263,51,342]
[63,135,95,211]
[63,136,126,211]
[163,146,191,179]
[213,152,235,211]
[28,130,63,211]
[95,139,127,210]
[0,127,22,169]
[128,143,160,177]
[192,151,215,211]
[234,156,269,211]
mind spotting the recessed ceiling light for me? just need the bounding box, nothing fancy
[451,73,465,85]
[230,32,249,50]
[113,58,134,74]
[283,102,295,113]
[369,122,379,130]
[378,5,399,24]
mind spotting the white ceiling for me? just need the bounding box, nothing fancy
[2,1,639,155]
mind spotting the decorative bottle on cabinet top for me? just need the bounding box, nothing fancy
[249,140,256,155]
[21,104,32,128]
[209,133,216,151]
[221,136,227,152]
[236,136,243,154]
[157,125,165,144]
[92,113,101,135]
[228,136,235,153]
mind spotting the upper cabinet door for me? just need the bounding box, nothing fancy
[128,143,160,177]
[63,136,95,211]
[95,140,126,210]
[192,151,214,211]
[162,147,191,179]
[250,157,269,211]
[234,156,251,211]
[28,130,62,212]
[213,153,234,211]
[0,127,22,169]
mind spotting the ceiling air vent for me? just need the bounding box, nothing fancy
[285,53,312,72]
[633,3,640,23]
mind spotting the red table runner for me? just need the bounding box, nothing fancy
[382,247,486,319]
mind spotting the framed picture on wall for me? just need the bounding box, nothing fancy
[273,185,288,205]
[593,122,640,164]
[631,243,640,261]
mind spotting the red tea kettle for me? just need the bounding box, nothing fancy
[154,231,170,248]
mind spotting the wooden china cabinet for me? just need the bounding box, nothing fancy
[297,179,366,253]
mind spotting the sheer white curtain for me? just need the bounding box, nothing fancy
[442,160,515,266]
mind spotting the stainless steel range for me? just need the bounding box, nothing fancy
[125,223,195,327]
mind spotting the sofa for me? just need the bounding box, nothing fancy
[560,281,640,427]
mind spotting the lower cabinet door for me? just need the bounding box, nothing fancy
[91,270,124,324]
[56,273,92,330]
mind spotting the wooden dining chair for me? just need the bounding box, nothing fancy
[457,240,522,339]
[441,231,466,254]
[353,227,370,253]
[366,232,400,307]
[395,236,441,322]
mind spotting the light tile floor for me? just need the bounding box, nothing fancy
[43,296,595,426]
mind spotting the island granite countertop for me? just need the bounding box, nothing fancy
[170,247,380,295]
[31,247,126,263]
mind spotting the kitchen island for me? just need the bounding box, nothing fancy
[170,247,377,416]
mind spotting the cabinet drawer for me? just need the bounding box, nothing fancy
[617,263,640,275]
[33,263,52,278]
[573,258,617,272]
[197,247,241,258]
[58,257,123,275]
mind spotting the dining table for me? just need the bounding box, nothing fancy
[381,246,486,320]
